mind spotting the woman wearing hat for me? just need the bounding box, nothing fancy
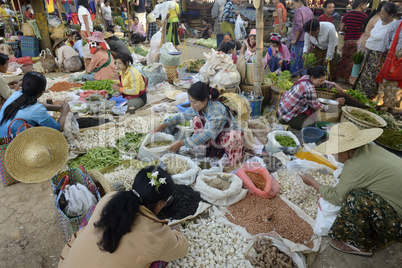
[103,32,131,58]
[278,66,345,130]
[82,31,118,82]
[0,71,70,137]
[263,34,290,72]
[300,122,402,256]
[54,38,83,73]
[58,166,189,268]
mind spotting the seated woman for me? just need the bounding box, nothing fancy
[130,16,146,44]
[218,41,237,64]
[218,32,242,52]
[0,53,22,108]
[0,71,70,137]
[82,31,118,81]
[112,52,147,110]
[195,18,212,39]
[153,82,244,166]
[103,32,131,58]
[278,66,345,130]
[58,166,189,267]
[53,38,83,73]
[239,29,257,57]
[300,122,402,256]
[264,34,290,72]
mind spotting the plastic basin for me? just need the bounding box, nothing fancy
[301,127,324,143]
[315,122,336,138]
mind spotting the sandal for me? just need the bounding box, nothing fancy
[329,238,373,257]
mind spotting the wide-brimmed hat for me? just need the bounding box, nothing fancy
[5,127,69,183]
[103,32,115,39]
[53,37,68,48]
[87,31,106,43]
[314,122,383,155]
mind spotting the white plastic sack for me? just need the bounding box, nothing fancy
[209,68,241,89]
[147,30,162,65]
[286,159,334,175]
[63,112,79,141]
[161,154,200,185]
[194,171,247,206]
[142,63,168,85]
[266,130,301,155]
[152,1,175,21]
[138,133,175,162]
[64,183,97,217]
[48,15,61,28]
[131,52,147,63]
[159,43,180,66]
[234,14,247,40]
[314,196,341,236]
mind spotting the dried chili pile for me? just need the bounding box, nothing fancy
[246,171,266,191]
[158,185,204,220]
[49,82,83,92]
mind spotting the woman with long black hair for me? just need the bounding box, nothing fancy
[58,166,188,268]
[0,71,69,137]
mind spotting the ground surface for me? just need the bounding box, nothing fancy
[1,44,401,268]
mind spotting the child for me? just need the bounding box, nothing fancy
[122,7,128,26]
[179,19,192,39]
[218,41,237,64]
[146,7,157,42]
[16,31,23,42]
[195,18,212,39]
[240,29,257,57]
[318,1,335,23]
[263,34,290,72]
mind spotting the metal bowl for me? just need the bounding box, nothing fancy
[318,98,339,106]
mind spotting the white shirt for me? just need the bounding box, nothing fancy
[78,6,93,32]
[102,5,112,21]
[303,22,338,61]
[366,20,394,51]
[5,8,15,16]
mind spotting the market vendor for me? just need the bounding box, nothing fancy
[278,66,345,130]
[130,16,146,44]
[263,34,291,72]
[58,166,189,267]
[112,52,147,109]
[0,53,22,108]
[103,32,131,58]
[218,32,242,52]
[82,31,118,81]
[300,122,402,256]
[53,38,83,73]
[152,81,245,166]
[0,71,70,137]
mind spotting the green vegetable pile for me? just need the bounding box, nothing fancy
[345,89,378,113]
[352,51,365,64]
[115,132,146,152]
[81,80,115,94]
[146,140,172,148]
[275,135,297,147]
[195,38,218,49]
[265,71,293,91]
[69,147,122,171]
[188,59,205,72]
[376,129,402,150]
[350,110,379,125]
[113,17,125,28]
[179,121,191,127]
[133,45,149,57]
[303,53,317,66]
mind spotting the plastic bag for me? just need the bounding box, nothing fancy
[147,31,162,65]
[137,133,175,162]
[195,170,247,206]
[48,15,61,28]
[266,130,301,155]
[234,14,247,41]
[159,43,180,66]
[286,159,333,175]
[41,48,57,72]
[160,154,200,185]
[142,63,168,85]
[209,68,241,89]
[112,105,128,115]
[314,196,341,236]
[64,183,97,217]
[68,101,88,114]
[63,113,80,142]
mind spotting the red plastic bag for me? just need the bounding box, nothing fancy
[236,162,280,199]
[16,56,33,65]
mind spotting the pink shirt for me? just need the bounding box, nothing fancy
[86,49,118,81]
[130,22,146,37]
[263,44,291,65]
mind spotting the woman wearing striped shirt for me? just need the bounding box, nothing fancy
[334,0,368,84]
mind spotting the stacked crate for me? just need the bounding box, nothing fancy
[6,41,21,58]
[21,36,40,58]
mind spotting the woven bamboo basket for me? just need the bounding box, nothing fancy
[270,85,285,107]
[22,23,35,37]
[341,106,387,129]
[189,19,203,28]
[50,26,66,40]
[240,83,271,106]
[316,89,336,100]
[317,106,342,123]
[164,65,178,84]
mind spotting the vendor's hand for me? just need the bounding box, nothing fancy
[279,59,284,66]
[151,124,166,135]
[334,84,344,94]
[60,103,70,114]
[7,80,18,86]
[112,83,121,92]
[291,39,296,45]
[299,173,316,187]
[235,11,240,16]
[336,97,345,106]
[168,140,185,152]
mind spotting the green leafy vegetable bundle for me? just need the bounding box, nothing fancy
[81,80,115,94]
[115,132,146,152]
[345,89,378,112]
[133,45,149,57]
[69,147,122,171]
[303,53,317,66]
[275,135,297,147]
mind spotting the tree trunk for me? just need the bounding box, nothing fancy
[31,0,52,51]
[254,0,263,96]
[114,0,118,16]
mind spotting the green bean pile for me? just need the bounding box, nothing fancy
[69,147,122,171]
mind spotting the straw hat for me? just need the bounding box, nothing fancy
[53,37,68,48]
[88,170,113,196]
[5,127,69,183]
[103,32,115,40]
[87,31,106,43]
[314,122,383,155]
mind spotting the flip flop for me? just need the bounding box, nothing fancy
[329,238,373,257]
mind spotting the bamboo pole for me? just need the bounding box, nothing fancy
[160,18,166,47]
[17,0,24,23]
[55,0,64,23]
[10,0,21,31]
[254,0,263,97]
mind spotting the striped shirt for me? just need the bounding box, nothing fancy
[341,11,367,40]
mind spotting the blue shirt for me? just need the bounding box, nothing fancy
[222,1,235,24]
[73,40,84,58]
[164,100,241,147]
[0,91,61,137]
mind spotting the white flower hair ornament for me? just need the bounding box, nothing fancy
[147,171,167,191]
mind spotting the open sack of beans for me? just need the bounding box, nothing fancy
[194,169,248,206]
[137,133,175,162]
[236,162,280,199]
[160,154,200,185]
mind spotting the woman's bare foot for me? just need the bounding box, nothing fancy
[329,238,373,256]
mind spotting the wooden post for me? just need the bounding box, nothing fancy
[114,0,118,16]
[160,18,166,47]
[31,0,52,51]
[55,0,64,23]
[254,0,263,97]
[17,0,25,23]
[10,0,21,31]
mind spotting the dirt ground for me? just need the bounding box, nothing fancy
[1,44,401,268]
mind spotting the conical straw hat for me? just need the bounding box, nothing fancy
[5,127,69,183]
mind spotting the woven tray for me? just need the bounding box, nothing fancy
[316,89,336,100]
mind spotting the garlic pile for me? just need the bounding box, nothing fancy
[275,169,338,219]
[168,217,249,268]
[103,164,140,190]
[68,128,126,151]
[164,157,189,175]
[125,114,165,133]
[38,90,70,102]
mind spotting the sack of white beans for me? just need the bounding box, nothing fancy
[160,154,200,185]
[137,133,175,162]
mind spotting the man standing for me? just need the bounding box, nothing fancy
[318,1,335,23]
[102,0,113,30]
[212,0,226,48]
[133,0,146,29]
